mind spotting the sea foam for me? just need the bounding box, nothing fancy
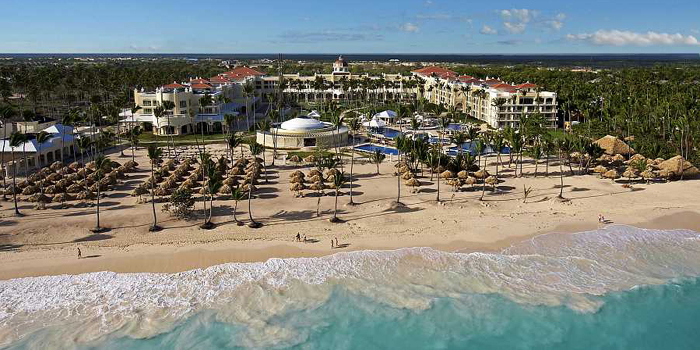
[1,225,700,348]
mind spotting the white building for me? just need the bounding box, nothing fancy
[0,124,77,176]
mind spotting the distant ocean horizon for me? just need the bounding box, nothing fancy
[2,53,699,66]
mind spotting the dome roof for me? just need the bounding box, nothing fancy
[280,116,327,131]
[334,55,348,67]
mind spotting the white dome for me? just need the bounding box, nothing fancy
[280,116,327,131]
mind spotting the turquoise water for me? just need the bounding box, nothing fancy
[354,144,399,155]
[3,225,700,349]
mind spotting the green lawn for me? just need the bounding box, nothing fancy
[138,132,255,145]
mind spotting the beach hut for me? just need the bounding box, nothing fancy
[602,169,620,181]
[405,178,421,193]
[474,169,490,180]
[440,170,454,179]
[594,135,635,156]
[457,170,469,180]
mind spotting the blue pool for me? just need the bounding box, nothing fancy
[447,142,511,156]
[354,144,400,155]
[369,128,402,139]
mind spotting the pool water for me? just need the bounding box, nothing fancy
[354,144,400,155]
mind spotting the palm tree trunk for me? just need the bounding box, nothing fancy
[247,185,255,224]
[151,163,157,229]
[96,180,101,230]
[232,198,239,223]
[11,150,19,215]
[349,147,355,204]
[1,127,7,200]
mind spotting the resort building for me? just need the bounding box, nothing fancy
[256,114,348,149]
[0,124,76,176]
[412,67,559,129]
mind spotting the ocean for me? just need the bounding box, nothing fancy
[2,225,700,349]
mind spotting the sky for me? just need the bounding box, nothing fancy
[1,0,699,54]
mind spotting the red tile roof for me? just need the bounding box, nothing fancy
[190,78,211,84]
[516,83,538,89]
[223,66,264,79]
[191,83,213,89]
[457,75,473,82]
[412,66,457,78]
[163,82,186,89]
[209,76,231,83]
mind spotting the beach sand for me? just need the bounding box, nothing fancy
[1,145,699,280]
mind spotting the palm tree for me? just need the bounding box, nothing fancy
[230,185,246,225]
[346,118,361,205]
[431,144,442,202]
[329,171,346,223]
[92,154,111,232]
[8,132,26,216]
[35,131,51,196]
[243,83,255,130]
[395,134,409,204]
[554,136,567,199]
[369,149,385,175]
[161,100,176,157]
[247,142,264,228]
[224,113,236,135]
[129,126,141,163]
[0,105,17,199]
[226,133,242,167]
[257,119,272,183]
[528,142,543,177]
[147,145,163,232]
[491,133,505,178]
[202,165,222,229]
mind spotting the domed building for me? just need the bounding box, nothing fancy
[332,55,350,75]
[256,115,348,149]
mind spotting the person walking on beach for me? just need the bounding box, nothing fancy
[331,240,335,249]
[335,237,339,247]
[295,233,301,242]
[77,247,82,259]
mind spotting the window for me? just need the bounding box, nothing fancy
[143,100,152,106]
[143,108,152,114]
[179,101,187,108]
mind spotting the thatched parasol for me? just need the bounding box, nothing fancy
[464,176,477,186]
[77,190,96,200]
[304,155,317,163]
[90,183,108,192]
[309,174,323,183]
[325,168,339,177]
[629,154,646,163]
[640,170,656,183]
[290,176,305,184]
[309,182,325,191]
[223,177,239,186]
[401,172,414,180]
[611,154,626,164]
[446,178,461,190]
[398,165,411,174]
[288,155,302,163]
[66,184,83,193]
[485,176,499,186]
[594,135,636,156]
[457,170,469,179]
[622,169,639,179]
[218,184,232,195]
[290,182,305,192]
[289,170,304,178]
[53,193,74,203]
[405,178,420,187]
[22,185,39,195]
[593,165,608,174]
[124,160,138,169]
[602,169,620,180]
[39,167,53,177]
[27,193,52,204]
[69,162,81,170]
[61,166,75,174]
[308,169,322,177]
[17,180,33,189]
[440,170,454,179]
[45,185,62,194]
[474,169,490,179]
[242,183,257,192]
[50,161,63,172]
[658,156,699,179]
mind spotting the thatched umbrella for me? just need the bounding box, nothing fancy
[124,160,138,169]
[401,172,414,180]
[659,156,699,179]
[465,176,477,188]
[309,169,322,178]
[27,174,41,183]
[39,167,53,177]
[435,165,446,174]
[17,180,33,189]
[218,184,232,195]
[474,169,489,180]
[398,165,411,174]
[304,155,317,163]
[45,185,62,194]
[289,170,304,178]
[27,193,52,204]
[290,176,305,184]
[309,182,325,191]
[309,174,323,183]
[290,182,305,192]
[234,158,248,167]
[593,165,608,174]
[326,168,339,177]
[457,170,469,180]
[594,135,635,156]
[153,187,171,196]
[67,184,83,193]
[50,161,63,172]
[288,155,302,164]
[657,169,674,182]
[61,166,75,174]
[629,154,646,163]
[53,193,74,203]
[602,169,620,181]
[22,185,39,195]
[3,185,19,195]
[90,183,108,193]
[223,177,239,186]
[611,154,626,164]
[77,190,96,200]
[622,169,639,180]
[485,176,499,190]
[446,178,461,191]
[405,178,421,193]
[640,170,656,184]
[67,173,81,182]
[100,176,117,186]
[228,167,244,176]
[440,170,454,179]
[242,183,256,192]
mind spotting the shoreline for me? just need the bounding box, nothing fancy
[1,210,698,280]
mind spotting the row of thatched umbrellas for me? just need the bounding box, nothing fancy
[131,156,264,199]
[288,168,343,197]
[393,161,499,193]
[2,159,138,205]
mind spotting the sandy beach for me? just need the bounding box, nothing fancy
[1,145,699,280]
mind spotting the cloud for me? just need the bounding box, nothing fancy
[544,13,566,31]
[128,45,160,52]
[499,8,538,34]
[480,25,498,35]
[424,0,434,5]
[277,31,384,43]
[566,30,700,46]
[399,22,420,33]
[416,13,452,20]
[496,39,522,45]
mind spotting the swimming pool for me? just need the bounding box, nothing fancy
[369,128,403,139]
[354,144,400,155]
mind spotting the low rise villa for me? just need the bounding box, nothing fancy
[256,115,348,149]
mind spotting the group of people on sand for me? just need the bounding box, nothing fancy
[294,233,345,249]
